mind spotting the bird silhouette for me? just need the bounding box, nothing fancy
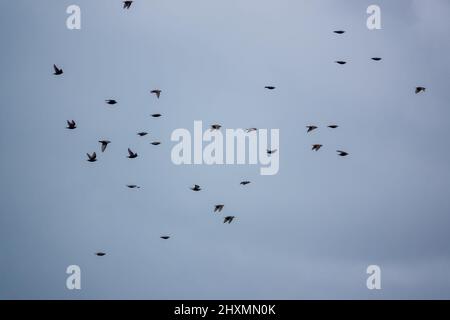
[415,87,426,94]
[312,144,322,151]
[210,124,222,131]
[328,125,339,129]
[245,128,257,133]
[335,61,347,65]
[160,236,170,240]
[151,89,161,99]
[371,57,382,61]
[66,120,76,129]
[105,99,117,105]
[224,216,235,224]
[126,185,140,189]
[334,30,345,34]
[151,141,161,145]
[265,86,276,90]
[337,150,349,157]
[86,152,97,162]
[127,148,138,158]
[137,132,148,137]
[123,1,133,9]
[53,64,63,75]
[95,252,106,256]
[267,149,278,155]
[240,181,251,186]
[98,140,110,152]
[214,204,224,213]
[306,125,318,133]
[191,185,201,191]
[151,114,162,118]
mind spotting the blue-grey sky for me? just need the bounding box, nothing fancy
[1,0,450,299]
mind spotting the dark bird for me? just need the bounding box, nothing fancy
[312,144,322,151]
[240,181,251,186]
[53,64,63,75]
[126,185,140,189]
[66,120,76,129]
[86,152,97,162]
[245,128,257,133]
[306,125,318,133]
[151,89,161,99]
[123,1,133,9]
[267,149,278,155]
[210,124,222,131]
[151,141,161,145]
[105,99,117,105]
[98,140,111,152]
[335,61,347,65]
[337,150,349,157]
[214,204,224,213]
[224,216,235,224]
[415,87,426,94]
[160,236,170,240]
[371,57,382,61]
[127,148,138,158]
[191,184,201,191]
[151,113,162,118]
[137,132,148,137]
[265,86,276,90]
[95,252,106,256]
[334,30,345,34]
[328,125,339,129]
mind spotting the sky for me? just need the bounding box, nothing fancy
[1,0,450,299]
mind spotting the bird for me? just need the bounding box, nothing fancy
[151,141,161,145]
[86,152,97,162]
[328,125,339,129]
[312,144,322,151]
[160,236,170,240]
[371,57,382,61]
[66,120,76,129]
[415,87,426,94]
[126,185,140,189]
[335,61,347,65]
[334,30,345,34]
[127,148,138,158]
[105,99,117,105]
[267,149,278,155]
[95,252,106,256]
[191,185,201,191]
[306,125,318,133]
[245,128,257,133]
[123,1,133,9]
[337,150,349,157]
[53,64,63,75]
[214,204,224,213]
[137,132,148,137]
[224,216,235,224]
[265,86,276,90]
[98,140,110,152]
[240,181,251,186]
[151,89,161,99]
[210,124,222,131]
[151,114,162,118]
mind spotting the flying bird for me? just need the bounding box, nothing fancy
[151,89,161,99]
[191,185,201,191]
[95,252,106,256]
[240,181,251,186]
[86,152,97,162]
[126,185,140,189]
[328,125,339,129]
[53,64,63,75]
[123,1,133,9]
[415,87,426,94]
[245,128,257,133]
[265,86,276,90]
[337,150,349,157]
[214,204,224,213]
[137,132,148,137]
[210,124,222,131]
[312,144,322,151]
[334,30,345,34]
[306,125,318,133]
[224,216,235,224]
[98,140,110,152]
[105,99,117,105]
[151,114,162,118]
[160,236,170,240]
[66,120,76,129]
[371,57,382,61]
[151,141,161,145]
[127,148,138,158]
[267,149,278,155]
[335,61,347,65]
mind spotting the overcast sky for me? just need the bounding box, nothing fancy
[1,0,450,299]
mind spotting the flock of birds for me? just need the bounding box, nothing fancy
[56,2,427,257]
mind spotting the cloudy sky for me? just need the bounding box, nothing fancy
[1,0,450,299]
